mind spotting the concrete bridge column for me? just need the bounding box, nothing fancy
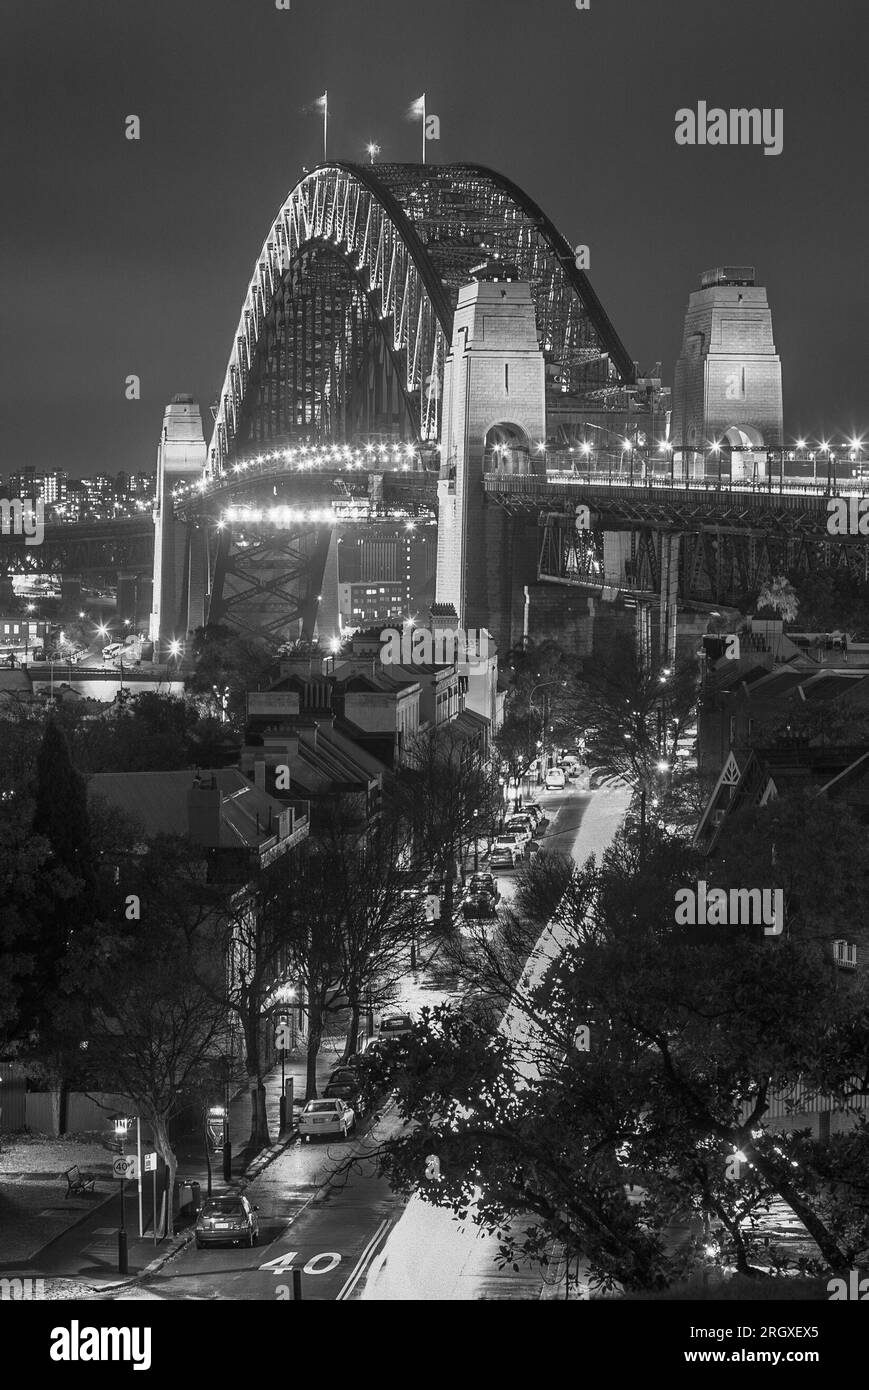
[435,277,546,654]
[150,394,207,651]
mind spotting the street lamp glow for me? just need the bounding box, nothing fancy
[168,639,181,658]
[656,760,670,773]
[796,438,807,450]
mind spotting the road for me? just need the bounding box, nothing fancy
[130,1105,410,1302]
[362,781,632,1301]
[124,784,623,1302]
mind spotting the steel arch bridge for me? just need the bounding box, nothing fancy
[206,161,634,474]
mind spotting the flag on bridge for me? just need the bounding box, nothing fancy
[407,94,427,163]
[303,91,328,161]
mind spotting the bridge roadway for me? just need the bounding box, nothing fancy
[484,471,868,538]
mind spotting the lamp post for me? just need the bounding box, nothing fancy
[275,985,296,1132]
[529,679,565,783]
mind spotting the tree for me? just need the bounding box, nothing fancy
[360,826,869,1290]
[32,719,95,902]
[189,624,276,725]
[279,846,352,1101]
[0,820,79,1049]
[319,813,423,1059]
[787,567,869,634]
[393,729,501,930]
[755,575,799,656]
[493,711,539,810]
[565,631,698,839]
[58,837,231,1235]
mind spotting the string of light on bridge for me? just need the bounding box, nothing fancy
[169,442,430,503]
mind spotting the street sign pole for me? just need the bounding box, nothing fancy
[142,1152,158,1244]
[136,1115,143,1238]
[118,1168,127,1274]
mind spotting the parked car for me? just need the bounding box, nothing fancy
[467,872,500,902]
[522,801,546,827]
[505,815,533,843]
[490,836,523,868]
[194,1195,259,1249]
[298,1097,356,1141]
[378,1012,414,1039]
[324,1066,369,1117]
[545,767,566,790]
[462,890,497,919]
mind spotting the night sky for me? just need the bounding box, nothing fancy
[2,0,867,477]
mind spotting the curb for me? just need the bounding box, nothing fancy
[24,1183,118,1266]
[89,1125,303,1292]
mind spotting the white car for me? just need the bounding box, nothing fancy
[545,767,566,790]
[298,1098,356,1141]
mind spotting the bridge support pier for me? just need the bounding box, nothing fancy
[150,395,207,653]
[436,278,546,655]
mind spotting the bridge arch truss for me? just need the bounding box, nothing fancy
[208,162,634,475]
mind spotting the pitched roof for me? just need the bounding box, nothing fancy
[86,768,294,850]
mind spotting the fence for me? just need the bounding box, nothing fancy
[1,1085,155,1139]
[0,1062,26,1132]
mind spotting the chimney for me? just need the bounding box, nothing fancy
[187,774,222,846]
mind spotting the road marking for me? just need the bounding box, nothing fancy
[334,1218,391,1301]
[304,1251,341,1275]
[259,1251,299,1272]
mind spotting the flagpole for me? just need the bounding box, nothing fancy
[324,90,328,162]
[421,92,426,165]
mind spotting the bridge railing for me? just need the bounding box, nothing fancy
[541,469,863,496]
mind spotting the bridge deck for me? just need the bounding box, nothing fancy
[484,472,866,537]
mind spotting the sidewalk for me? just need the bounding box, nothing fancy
[5,937,451,1293]
[5,1047,341,1291]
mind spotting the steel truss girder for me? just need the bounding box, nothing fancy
[0,519,154,576]
[209,162,634,473]
[535,512,869,607]
[208,523,332,647]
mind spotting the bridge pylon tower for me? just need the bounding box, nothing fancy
[149,395,207,651]
[435,276,546,653]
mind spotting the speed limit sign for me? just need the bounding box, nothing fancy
[112,1155,138,1179]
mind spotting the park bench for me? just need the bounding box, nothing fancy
[63,1165,95,1198]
